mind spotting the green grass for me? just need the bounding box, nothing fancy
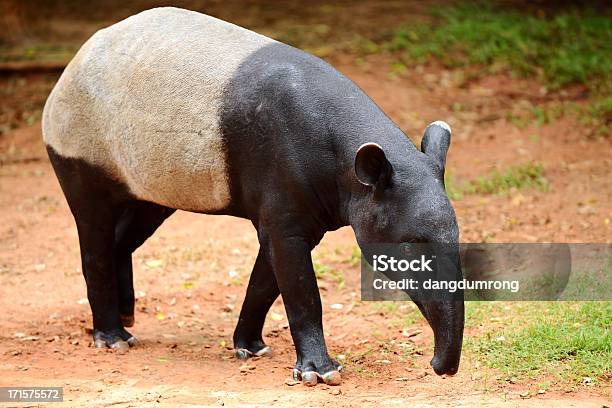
[504,96,611,136]
[381,4,612,91]
[0,43,78,63]
[577,96,612,137]
[366,299,611,387]
[446,162,549,200]
[313,259,346,290]
[469,302,612,384]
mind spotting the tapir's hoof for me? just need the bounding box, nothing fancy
[235,348,250,360]
[93,328,139,350]
[110,340,130,351]
[126,336,141,347]
[94,338,107,349]
[292,366,343,386]
[322,370,342,385]
[120,314,135,327]
[301,371,318,387]
[235,345,272,360]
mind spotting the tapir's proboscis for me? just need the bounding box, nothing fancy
[43,7,464,386]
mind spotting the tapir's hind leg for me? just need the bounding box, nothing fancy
[114,202,175,327]
[46,146,136,349]
[75,206,139,349]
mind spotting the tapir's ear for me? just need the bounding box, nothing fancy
[355,143,393,188]
[421,121,451,174]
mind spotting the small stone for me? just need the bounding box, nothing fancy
[22,336,40,342]
[239,364,255,372]
[401,329,422,338]
[270,312,284,321]
[415,371,428,379]
[284,378,300,386]
[330,389,341,395]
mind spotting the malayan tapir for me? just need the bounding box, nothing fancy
[42,7,463,386]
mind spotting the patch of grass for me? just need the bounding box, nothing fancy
[444,172,465,200]
[344,246,362,268]
[446,162,549,199]
[470,302,612,384]
[372,302,421,327]
[560,248,612,301]
[530,104,566,126]
[465,302,507,327]
[313,259,346,290]
[577,96,612,137]
[505,98,610,137]
[381,4,612,91]
[470,162,549,195]
[505,111,532,130]
[0,44,78,63]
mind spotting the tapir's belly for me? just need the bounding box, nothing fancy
[42,7,273,212]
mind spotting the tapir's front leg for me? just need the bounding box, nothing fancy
[265,232,342,386]
[233,246,279,359]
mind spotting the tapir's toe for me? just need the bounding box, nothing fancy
[301,371,319,387]
[292,368,343,386]
[293,357,343,386]
[93,328,139,350]
[322,370,342,385]
[126,335,141,347]
[235,345,272,360]
[233,336,272,360]
[110,340,130,351]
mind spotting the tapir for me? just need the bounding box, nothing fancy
[42,7,463,386]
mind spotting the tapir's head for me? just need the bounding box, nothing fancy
[350,121,463,376]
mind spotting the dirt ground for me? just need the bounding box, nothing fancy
[0,3,611,407]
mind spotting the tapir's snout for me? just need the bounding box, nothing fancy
[412,242,464,377]
[431,359,457,376]
[431,349,460,376]
[426,297,464,376]
[414,295,464,377]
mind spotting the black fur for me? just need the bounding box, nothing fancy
[46,146,174,344]
[220,43,463,377]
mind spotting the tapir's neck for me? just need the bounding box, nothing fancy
[325,91,418,229]
[219,41,417,237]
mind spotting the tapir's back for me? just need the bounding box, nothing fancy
[42,7,274,212]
